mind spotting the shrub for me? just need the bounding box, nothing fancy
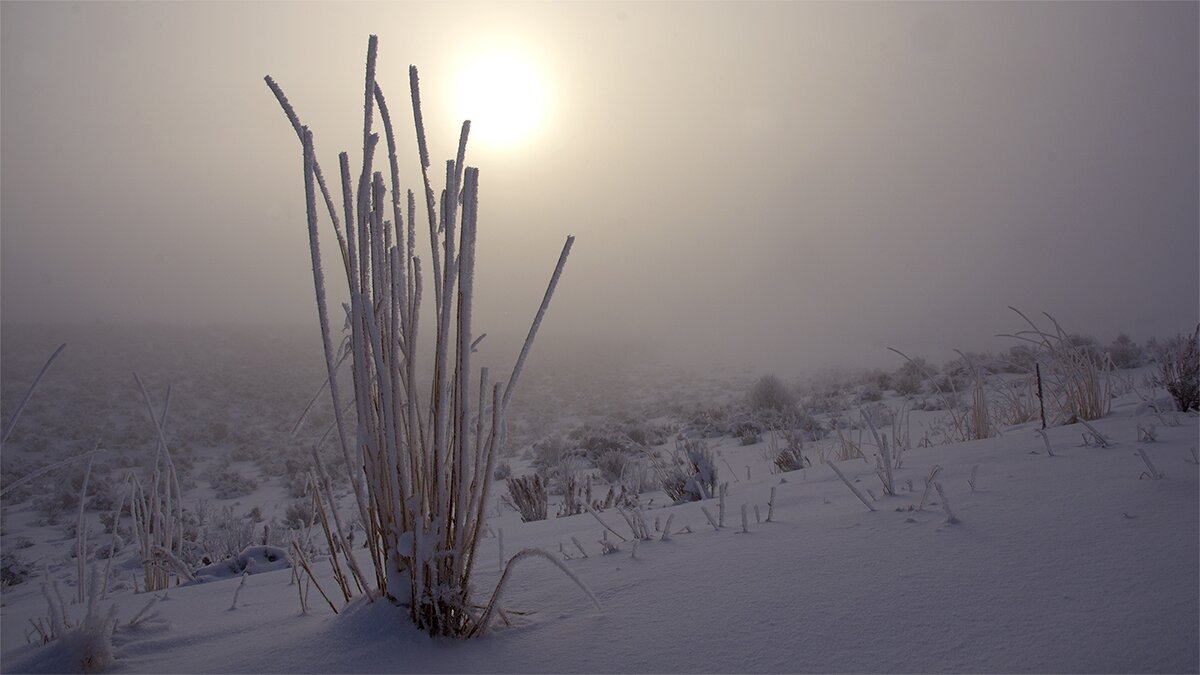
[531,436,572,477]
[656,439,717,503]
[1,551,31,587]
[892,358,934,396]
[1004,344,1039,373]
[210,469,258,500]
[282,499,314,530]
[595,449,628,484]
[1157,326,1199,412]
[492,460,512,481]
[858,383,883,402]
[748,374,795,413]
[729,418,763,445]
[1107,333,1145,369]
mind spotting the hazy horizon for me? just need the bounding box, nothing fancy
[3,1,1197,374]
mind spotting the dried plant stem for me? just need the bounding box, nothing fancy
[469,548,601,638]
[829,462,876,512]
[1,343,66,449]
[933,482,959,524]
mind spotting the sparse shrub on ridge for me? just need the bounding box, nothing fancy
[1107,333,1145,369]
[1002,309,1112,423]
[656,438,717,503]
[1157,326,1199,412]
[595,449,628,484]
[748,374,796,413]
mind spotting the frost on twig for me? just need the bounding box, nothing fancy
[1136,449,1164,480]
[829,462,876,512]
[932,482,959,524]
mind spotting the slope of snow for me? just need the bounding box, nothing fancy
[3,400,1197,673]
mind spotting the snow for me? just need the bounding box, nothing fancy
[3,389,1196,673]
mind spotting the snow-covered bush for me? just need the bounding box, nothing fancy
[1,551,32,587]
[623,420,670,447]
[209,468,258,500]
[748,374,795,413]
[1107,333,1145,369]
[857,383,884,402]
[194,544,290,581]
[729,418,763,445]
[892,357,933,396]
[656,438,717,503]
[531,436,572,477]
[595,449,629,484]
[282,499,313,530]
[198,505,256,563]
[1156,326,1199,412]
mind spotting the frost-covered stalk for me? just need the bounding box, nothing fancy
[1136,449,1163,480]
[571,536,588,558]
[469,549,600,638]
[1035,429,1055,457]
[584,503,628,542]
[1,343,65,450]
[767,486,776,523]
[718,482,728,527]
[700,506,720,531]
[129,376,185,592]
[1077,419,1110,448]
[918,465,943,511]
[933,482,959,524]
[740,504,749,533]
[829,462,876,512]
[76,450,96,604]
[862,410,894,496]
[101,477,131,599]
[229,572,249,611]
[267,36,575,637]
[968,465,979,492]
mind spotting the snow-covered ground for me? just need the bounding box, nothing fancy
[2,347,1196,674]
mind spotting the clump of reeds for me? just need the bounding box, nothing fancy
[1000,308,1112,423]
[266,36,588,637]
[505,475,549,523]
[888,347,993,443]
[654,438,717,503]
[128,375,189,592]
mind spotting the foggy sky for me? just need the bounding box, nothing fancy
[2,1,1197,373]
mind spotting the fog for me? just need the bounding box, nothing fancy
[3,1,1197,374]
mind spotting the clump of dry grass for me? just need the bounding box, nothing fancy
[505,475,549,523]
[266,36,594,637]
[1000,308,1112,423]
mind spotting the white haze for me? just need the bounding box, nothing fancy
[2,2,1197,374]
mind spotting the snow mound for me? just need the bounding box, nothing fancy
[192,545,289,581]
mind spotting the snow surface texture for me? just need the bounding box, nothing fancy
[2,395,1197,673]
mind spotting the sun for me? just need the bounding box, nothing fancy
[455,50,547,148]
